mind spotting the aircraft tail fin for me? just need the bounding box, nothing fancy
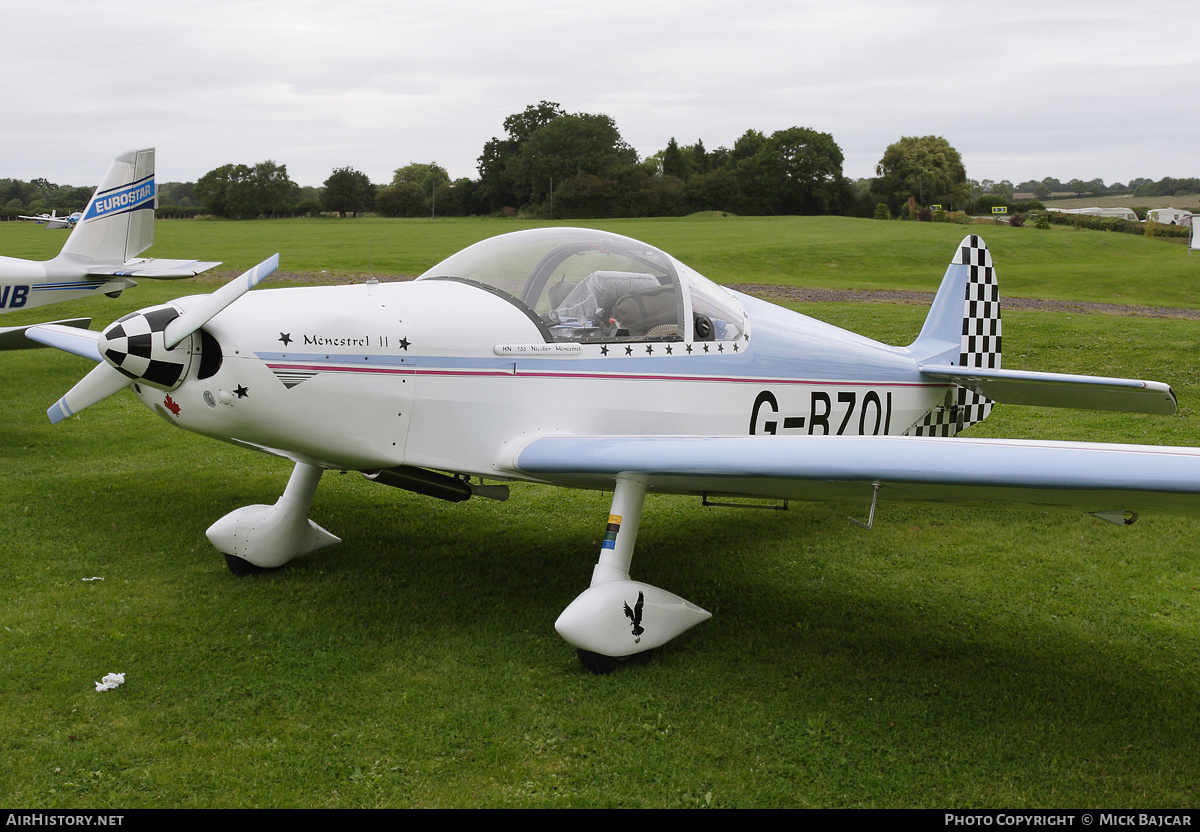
[59,149,156,264]
[906,235,1001,436]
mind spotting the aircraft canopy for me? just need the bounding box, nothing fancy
[418,227,746,344]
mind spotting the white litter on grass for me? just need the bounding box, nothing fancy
[95,672,125,692]
[83,577,104,582]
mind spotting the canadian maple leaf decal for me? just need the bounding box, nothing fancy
[163,394,181,416]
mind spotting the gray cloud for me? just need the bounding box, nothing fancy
[4,0,1195,188]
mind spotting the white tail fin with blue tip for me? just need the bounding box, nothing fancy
[0,149,222,346]
[60,148,157,264]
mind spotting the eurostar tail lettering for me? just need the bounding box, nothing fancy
[82,178,155,221]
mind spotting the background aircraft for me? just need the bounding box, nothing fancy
[26,227,1200,672]
[0,148,220,348]
[18,209,83,229]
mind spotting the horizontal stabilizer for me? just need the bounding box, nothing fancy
[25,323,102,362]
[0,318,92,351]
[89,259,222,279]
[919,364,1177,415]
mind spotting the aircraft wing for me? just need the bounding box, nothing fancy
[88,259,223,279]
[0,318,92,352]
[919,364,1177,415]
[19,213,77,229]
[505,434,1200,516]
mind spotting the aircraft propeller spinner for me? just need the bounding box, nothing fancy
[44,254,279,423]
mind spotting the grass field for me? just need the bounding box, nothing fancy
[3,217,1200,807]
[2,212,1197,307]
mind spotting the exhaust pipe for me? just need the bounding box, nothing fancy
[363,466,509,502]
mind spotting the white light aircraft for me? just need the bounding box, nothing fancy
[0,148,220,349]
[18,210,83,229]
[26,227,1200,672]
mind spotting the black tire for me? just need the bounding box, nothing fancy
[223,553,279,576]
[576,648,652,675]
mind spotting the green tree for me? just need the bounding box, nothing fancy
[768,126,849,214]
[730,129,769,166]
[875,136,968,212]
[251,161,295,216]
[991,180,1015,200]
[321,167,374,217]
[196,163,253,218]
[386,163,450,216]
[435,178,483,217]
[392,163,449,192]
[689,139,709,175]
[728,127,848,215]
[158,181,198,208]
[503,112,638,208]
[661,137,688,179]
[0,179,33,210]
[685,167,736,214]
[375,182,428,217]
[477,101,566,210]
[196,161,298,218]
[501,100,567,145]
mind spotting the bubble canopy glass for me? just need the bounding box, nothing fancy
[417,227,745,345]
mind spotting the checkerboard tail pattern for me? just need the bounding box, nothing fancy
[909,235,1001,437]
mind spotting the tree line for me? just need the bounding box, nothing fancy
[315,102,859,220]
[0,178,94,220]
[2,102,1195,221]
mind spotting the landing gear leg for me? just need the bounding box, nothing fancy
[208,461,342,573]
[591,475,647,587]
[556,475,710,672]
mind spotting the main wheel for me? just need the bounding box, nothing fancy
[223,553,281,576]
[576,648,653,675]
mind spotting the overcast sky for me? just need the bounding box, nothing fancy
[4,0,1196,189]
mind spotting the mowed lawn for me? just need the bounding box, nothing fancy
[2,212,1196,305]
[1,216,1200,807]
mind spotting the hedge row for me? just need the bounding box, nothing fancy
[1038,211,1190,238]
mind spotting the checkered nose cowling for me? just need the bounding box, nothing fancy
[98,304,196,390]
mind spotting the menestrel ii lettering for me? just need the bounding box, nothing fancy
[82,178,155,222]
